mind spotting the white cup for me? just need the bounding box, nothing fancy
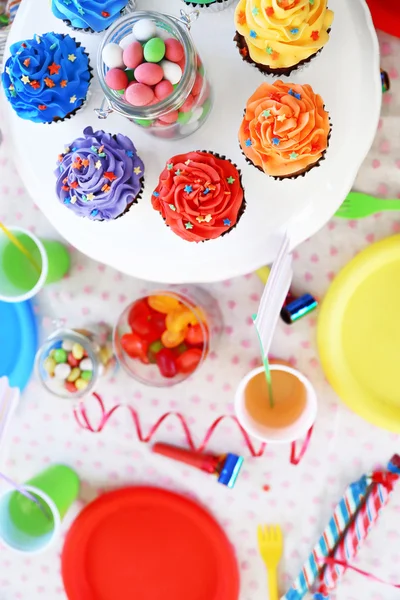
[235,364,317,444]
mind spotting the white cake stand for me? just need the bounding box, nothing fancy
[2,0,381,283]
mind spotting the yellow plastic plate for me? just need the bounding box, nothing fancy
[318,235,400,431]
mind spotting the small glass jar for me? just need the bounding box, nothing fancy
[114,285,222,387]
[36,323,116,399]
[96,10,212,140]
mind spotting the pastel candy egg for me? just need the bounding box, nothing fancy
[179,94,195,113]
[62,339,74,351]
[177,111,192,125]
[154,79,174,100]
[54,362,72,380]
[75,378,89,391]
[126,82,154,106]
[164,38,184,63]
[105,68,128,91]
[81,370,93,381]
[119,32,137,50]
[159,110,179,124]
[133,19,157,42]
[134,63,163,86]
[65,381,77,393]
[67,367,81,382]
[144,37,166,63]
[44,357,56,376]
[67,352,79,367]
[54,348,67,363]
[72,343,85,360]
[160,60,182,85]
[79,358,93,372]
[123,41,144,70]
[102,43,124,69]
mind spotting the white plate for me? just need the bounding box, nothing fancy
[2,0,380,283]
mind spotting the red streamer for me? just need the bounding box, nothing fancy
[323,558,400,590]
[74,393,313,465]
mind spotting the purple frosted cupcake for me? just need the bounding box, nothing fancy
[55,126,144,221]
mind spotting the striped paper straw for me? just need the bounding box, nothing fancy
[281,475,370,600]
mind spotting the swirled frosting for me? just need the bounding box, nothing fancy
[51,0,127,33]
[152,152,245,242]
[239,81,330,178]
[2,33,91,124]
[55,127,144,221]
[235,0,334,69]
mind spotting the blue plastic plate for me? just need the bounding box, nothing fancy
[0,300,38,390]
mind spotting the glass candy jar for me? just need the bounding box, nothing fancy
[96,10,212,139]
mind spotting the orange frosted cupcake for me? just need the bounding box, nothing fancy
[239,80,330,179]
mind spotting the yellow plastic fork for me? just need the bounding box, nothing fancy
[257,525,283,600]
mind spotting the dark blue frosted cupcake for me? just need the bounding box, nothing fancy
[51,0,131,33]
[2,32,91,124]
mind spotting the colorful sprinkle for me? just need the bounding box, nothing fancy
[245,138,252,147]
[35,35,41,43]
[203,188,210,195]
[311,30,319,41]
[91,210,99,217]
[95,160,102,170]
[168,204,176,211]
[223,219,231,226]
[262,109,271,118]
[266,45,273,55]
[126,150,134,157]
[249,30,257,38]
[101,184,111,193]
[30,80,40,89]
[101,10,110,17]
[44,77,55,88]
[265,7,274,16]
[38,104,47,110]
[133,166,142,175]
[61,80,68,88]
[48,62,61,75]
[23,58,30,67]
[82,159,89,167]
[227,176,235,184]
[104,172,117,182]
[271,51,280,60]
[175,169,181,176]
[252,7,259,15]
[70,95,77,104]
[204,214,212,223]
[290,152,298,159]
[290,28,299,34]
[68,54,77,62]
[288,89,301,99]
[77,5,85,15]
[91,146,98,153]
[70,181,79,189]
[167,163,174,170]
[185,160,191,165]
[185,222,193,230]
[21,74,30,84]
[50,43,57,50]
[81,195,87,202]
[70,195,77,204]
[184,185,193,193]
[153,191,160,197]
[277,114,287,122]
[237,10,246,25]
[5,66,10,75]
[272,137,280,146]
[86,193,95,201]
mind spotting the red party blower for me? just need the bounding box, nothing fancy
[152,443,244,488]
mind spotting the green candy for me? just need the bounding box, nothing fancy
[201,97,212,118]
[198,64,205,77]
[116,89,125,95]
[134,118,154,128]
[125,69,135,82]
[176,343,188,355]
[143,37,165,63]
[81,370,93,381]
[177,111,192,125]
[148,340,164,364]
[53,348,67,364]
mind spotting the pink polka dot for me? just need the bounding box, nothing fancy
[372,159,381,169]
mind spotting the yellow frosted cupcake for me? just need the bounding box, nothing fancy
[239,80,330,179]
[234,0,334,76]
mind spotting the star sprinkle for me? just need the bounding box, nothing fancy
[236,11,246,25]
[277,114,287,122]
[95,160,102,170]
[5,66,10,75]
[48,62,61,75]
[168,204,176,211]
[61,80,68,88]
[290,28,299,34]
[21,74,30,84]
[196,215,205,223]
[126,150,134,157]
[252,7,259,15]
[223,219,231,226]
[185,160,191,165]
[288,89,301,100]
[184,185,193,193]
[134,166,142,175]
[35,35,41,43]
[272,137,280,146]
[44,77,55,88]
[70,95,77,104]
[91,210,99,217]
[91,146,98,153]
[104,172,117,182]
[82,159,90,167]
[9,88,16,97]
[271,51,280,60]
[50,43,57,50]
[311,30,319,41]
[262,109,271,118]
[70,181,79,189]
[70,195,77,204]
[265,7,274,16]
[153,191,160,197]
[86,193,95,201]
[245,138,252,147]
[101,184,111,193]
[266,45,273,55]
[77,5,85,14]
[204,214,212,223]
[290,152,298,159]
[81,195,88,202]
[101,10,110,17]
[227,176,235,184]
[23,58,30,67]
[249,30,257,38]
[64,197,71,204]
[167,163,174,170]
[68,54,76,62]
[203,188,210,195]
[175,169,181,176]
[185,222,193,230]
[30,80,40,89]
[64,147,71,154]
[38,104,47,110]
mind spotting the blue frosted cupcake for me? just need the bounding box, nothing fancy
[2,32,91,124]
[51,0,133,33]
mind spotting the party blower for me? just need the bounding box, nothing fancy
[152,443,244,488]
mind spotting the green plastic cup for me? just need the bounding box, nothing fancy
[0,226,70,302]
[0,465,79,553]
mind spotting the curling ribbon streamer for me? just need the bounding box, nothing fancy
[74,393,313,465]
[315,558,400,593]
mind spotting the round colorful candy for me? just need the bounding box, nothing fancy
[177,111,192,125]
[72,343,85,360]
[62,339,74,351]
[65,381,77,393]
[75,378,89,391]
[67,353,79,368]
[192,72,203,97]
[134,63,164,86]
[119,32,137,50]
[80,358,93,372]
[158,110,179,124]
[185,324,204,346]
[44,357,56,376]
[179,94,195,113]
[160,60,182,85]
[102,43,124,69]
[154,79,174,101]
[54,348,67,364]
[164,38,184,63]
[123,41,144,70]
[105,68,128,91]
[144,37,166,63]
[54,362,71,380]
[67,367,81,383]
[125,82,154,106]
[81,371,93,381]
[132,19,157,42]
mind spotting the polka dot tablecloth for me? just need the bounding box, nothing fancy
[1,31,400,600]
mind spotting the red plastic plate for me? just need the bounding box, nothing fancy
[62,487,240,600]
[366,0,400,38]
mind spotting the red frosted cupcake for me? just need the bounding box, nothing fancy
[151,151,245,242]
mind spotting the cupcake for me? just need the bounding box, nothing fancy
[152,151,245,242]
[234,0,334,76]
[51,0,133,33]
[182,0,236,12]
[239,81,330,179]
[55,127,144,221]
[2,33,91,124]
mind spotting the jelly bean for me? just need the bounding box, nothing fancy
[121,332,148,361]
[119,32,137,50]
[144,38,166,63]
[161,329,186,349]
[133,19,157,42]
[185,324,205,346]
[147,339,164,363]
[154,79,174,101]
[126,82,154,107]
[176,348,202,374]
[67,367,81,382]
[44,357,56,376]
[147,295,181,314]
[72,343,85,360]
[81,371,93,381]
[54,348,67,363]
[105,68,128,91]
[67,353,79,368]
[156,348,177,378]
[65,381,77,393]
[123,41,144,70]
[164,39,184,63]
[54,363,71,380]
[128,299,152,327]
[75,378,89,391]
[62,339,74,351]
[99,345,114,366]
[166,310,197,334]
[160,60,182,85]
[80,358,93,372]
[134,63,164,86]
[102,43,124,69]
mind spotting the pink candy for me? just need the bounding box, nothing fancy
[105,68,128,91]
[179,94,195,113]
[134,63,163,86]
[159,110,179,124]
[192,72,203,97]
[154,79,174,100]
[123,41,143,70]
[164,38,185,63]
[125,83,154,106]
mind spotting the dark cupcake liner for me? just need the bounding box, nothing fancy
[113,175,145,221]
[234,31,328,77]
[158,150,246,242]
[61,0,135,34]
